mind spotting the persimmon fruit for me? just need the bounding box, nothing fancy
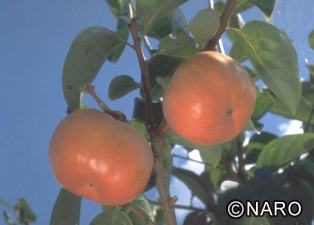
[163,51,256,146]
[49,108,153,206]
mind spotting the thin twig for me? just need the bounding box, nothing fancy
[203,0,237,51]
[149,199,204,211]
[130,206,155,225]
[236,136,247,183]
[143,36,154,55]
[80,84,126,122]
[128,18,177,225]
[127,0,154,55]
[173,154,216,167]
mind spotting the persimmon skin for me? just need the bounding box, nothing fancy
[49,108,153,206]
[163,51,256,146]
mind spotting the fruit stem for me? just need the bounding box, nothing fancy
[80,84,126,122]
[203,0,237,51]
[129,17,177,225]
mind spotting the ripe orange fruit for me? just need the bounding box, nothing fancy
[163,51,256,146]
[49,108,153,206]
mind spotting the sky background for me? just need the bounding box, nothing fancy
[1,0,314,224]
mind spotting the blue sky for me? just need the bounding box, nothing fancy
[0,0,313,224]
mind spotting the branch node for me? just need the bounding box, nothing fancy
[169,196,178,208]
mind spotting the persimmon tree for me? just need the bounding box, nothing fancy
[45,0,314,225]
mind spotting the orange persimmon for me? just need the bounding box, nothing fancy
[49,108,153,206]
[163,51,256,146]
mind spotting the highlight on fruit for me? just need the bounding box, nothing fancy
[163,51,256,146]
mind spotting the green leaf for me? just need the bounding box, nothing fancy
[270,96,313,124]
[229,38,248,62]
[172,167,209,205]
[249,0,276,20]
[132,98,163,123]
[107,0,130,63]
[226,14,245,43]
[128,119,150,140]
[233,0,254,14]
[156,76,172,91]
[242,216,270,225]
[309,30,314,50]
[108,75,141,100]
[167,131,221,167]
[128,195,154,225]
[251,88,275,121]
[157,34,198,59]
[244,66,259,81]
[238,20,301,114]
[186,8,220,47]
[172,8,188,36]
[101,205,117,213]
[147,8,186,40]
[0,199,13,208]
[106,0,127,20]
[245,132,278,164]
[199,146,223,168]
[63,26,124,111]
[183,211,207,225]
[256,133,314,168]
[50,188,82,225]
[136,0,187,35]
[147,55,184,99]
[90,210,132,225]
[16,198,37,223]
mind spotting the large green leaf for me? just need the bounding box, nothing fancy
[186,8,220,48]
[249,0,276,20]
[172,167,209,205]
[157,34,198,59]
[256,134,314,168]
[90,210,132,225]
[309,30,314,50]
[238,20,301,114]
[136,0,187,35]
[167,131,221,167]
[108,75,141,100]
[63,26,124,111]
[50,188,82,225]
[107,0,130,63]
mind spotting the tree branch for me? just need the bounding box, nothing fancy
[128,18,177,225]
[130,206,155,225]
[203,0,237,51]
[236,136,247,182]
[149,199,204,211]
